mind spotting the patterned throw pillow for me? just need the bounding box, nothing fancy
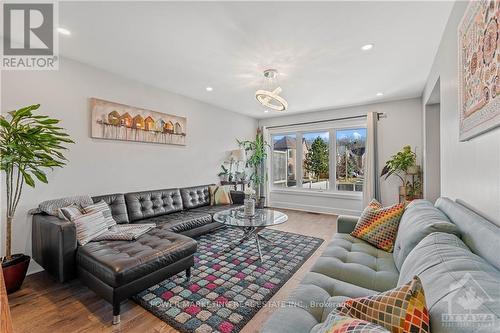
[83,200,117,228]
[209,185,233,205]
[58,204,83,221]
[320,314,389,333]
[38,195,94,217]
[351,199,405,252]
[335,276,429,333]
[92,224,156,241]
[71,211,108,246]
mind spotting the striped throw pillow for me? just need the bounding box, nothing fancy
[351,199,405,252]
[72,211,108,246]
[83,200,117,228]
[335,276,429,333]
[58,204,83,221]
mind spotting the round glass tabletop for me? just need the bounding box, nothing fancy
[213,208,288,228]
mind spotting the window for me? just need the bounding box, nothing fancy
[270,124,366,193]
[336,129,366,192]
[302,132,329,190]
[272,134,297,188]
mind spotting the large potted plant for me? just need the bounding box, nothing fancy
[238,129,268,208]
[380,145,417,200]
[0,104,73,293]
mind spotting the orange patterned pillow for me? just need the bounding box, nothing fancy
[335,276,429,333]
[351,199,404,252]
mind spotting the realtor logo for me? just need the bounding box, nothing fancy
[1,1,58,69]
[441,273,496,329]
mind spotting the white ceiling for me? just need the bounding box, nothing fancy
[59,1,453,119]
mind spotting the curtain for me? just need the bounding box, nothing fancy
[261,126,271,207]
[363,112,381,207]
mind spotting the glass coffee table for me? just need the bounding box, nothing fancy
[213,208,288,262]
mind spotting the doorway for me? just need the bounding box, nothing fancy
[423,78,441,203]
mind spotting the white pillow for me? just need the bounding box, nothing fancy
[83,200,117,228]
[72,211,108,246]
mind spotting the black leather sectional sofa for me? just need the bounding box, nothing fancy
[32,184,243,324]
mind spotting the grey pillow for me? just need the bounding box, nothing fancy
[393,200,459,270]
[92,223,155,241]
[38,195,93,217]
[58,204,83,221]
[399,232,500,333]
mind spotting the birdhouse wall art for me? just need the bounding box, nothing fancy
[90,98,187,146]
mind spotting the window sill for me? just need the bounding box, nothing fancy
[270,188,362,200]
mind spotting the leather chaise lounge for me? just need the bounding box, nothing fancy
[32,185,243,324]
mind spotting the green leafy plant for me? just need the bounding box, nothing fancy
[0,105,74,260]
[217,164,229,177]
[304,137,329,181]
[380,145,416,186]
[237,129,268,197]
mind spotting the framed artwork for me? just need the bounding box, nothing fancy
[90,98,187,146]
[458,0,500,141]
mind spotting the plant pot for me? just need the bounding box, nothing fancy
[2,254,30,294]
[256,196,266,209]
[398,186,407,196]
[407,165,420,175]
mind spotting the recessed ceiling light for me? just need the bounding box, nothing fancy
[376,92,384,96]
[57,27,71,36]
[264,110,269,113]
[361,44,374,51]
[205,86,213,92]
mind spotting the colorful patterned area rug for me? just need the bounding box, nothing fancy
[133,227,324,333]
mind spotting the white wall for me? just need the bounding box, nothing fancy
[423,103,441,203]
[423,1,500,225]
[259,98,423,214]
[1,58,257,272]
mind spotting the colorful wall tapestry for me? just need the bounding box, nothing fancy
[459,0,500,141]
[90,98,187,145]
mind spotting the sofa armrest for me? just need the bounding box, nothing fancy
[230,190,245,205]
[337,215,359,234]
[32,214,77,282]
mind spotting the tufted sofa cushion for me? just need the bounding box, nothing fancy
[76,228,197,287]
[180,185,211,209]
[140,210,212,233]
[311,233,399,292]
[261,271,378,333]
[125,188,183,222]
[262,234,398,333]
[398,232,500,333]
[92,193,129,224]
[393,200,459,270]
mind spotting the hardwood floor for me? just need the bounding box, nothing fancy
[8,209,337,333]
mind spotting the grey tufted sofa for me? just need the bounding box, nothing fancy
[32,184,243,323]
[262,198,500,333]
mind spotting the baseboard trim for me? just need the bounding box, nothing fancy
[270,201,362,216]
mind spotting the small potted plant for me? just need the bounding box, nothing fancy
[1,105,73,293]
[380,145,417,200]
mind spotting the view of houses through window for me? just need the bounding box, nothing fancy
[271,127,366,192]
[336,129,366,191]
[302,132,329,190]
[272,134,297,188]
